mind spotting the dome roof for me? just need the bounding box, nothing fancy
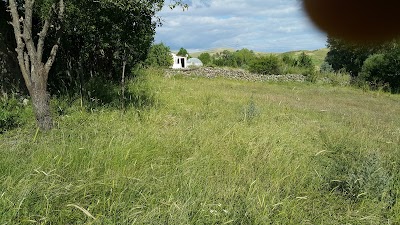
[187,58,203,66]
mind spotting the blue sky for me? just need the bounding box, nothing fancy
[155,0,327,53]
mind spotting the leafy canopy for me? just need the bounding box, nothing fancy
[145,43,173,68]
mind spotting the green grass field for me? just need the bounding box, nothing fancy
[1,70,400,224]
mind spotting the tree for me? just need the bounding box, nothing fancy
[177,47,189,57]
[146,43,173,68]
[326,36,400,91]
[7,0,65,130]
[198,53,211,65]
[233,48,255,68]
[325,36,379,77]
[4,0,186,130]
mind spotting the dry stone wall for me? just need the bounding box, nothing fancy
[164,67,306,82]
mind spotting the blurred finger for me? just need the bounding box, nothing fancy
[303,0,400,42]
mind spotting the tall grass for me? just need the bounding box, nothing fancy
[1,69,400,224]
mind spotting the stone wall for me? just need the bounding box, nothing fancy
[165,67,306,82]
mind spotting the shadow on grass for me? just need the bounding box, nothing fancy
[82,72,156,111]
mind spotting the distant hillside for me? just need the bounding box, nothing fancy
[190,48,329,66]
[277,48,329,66]
[190,48,236,58]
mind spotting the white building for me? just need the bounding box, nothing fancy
[171,53,187,69]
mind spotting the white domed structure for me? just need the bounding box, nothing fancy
[187,58,203,67]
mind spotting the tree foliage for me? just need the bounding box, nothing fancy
[326,36,400,91]
[249,55,281,75]
[198,53,211,65]
[177,47,189,57]
[360,44,400,92]
[145,43,173,68]
[233,48,256,68]
[0,1,22,94]
[281,54,298,67]
[297,52,314,69]
[325,36,379,76]
[50,0,159,90]
[213,50,238,67]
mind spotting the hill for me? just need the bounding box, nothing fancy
[278,48,329,66]
[190,48,236,58]
[190,48,329,66]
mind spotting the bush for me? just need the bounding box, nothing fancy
[320,61,334,73]
[281,54,297,67]
[359,54,390,91]
[297,52,314,69]
[198,53,212,66]
[249,55,281,75]
[145,43,173,68]
[0,94,29,133]
[324,72,351,86]
[360,50,400,92]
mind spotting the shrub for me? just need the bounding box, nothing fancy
[281,54,298,67]
[324,72,351,86]
[145,43,173,68]
[0,94,28,133]
[249,55,281,75]
[297,52,314,69]
[320,61,334,73]
[198,53,212,66]
[360,51,400,92]
[303,69,317,83]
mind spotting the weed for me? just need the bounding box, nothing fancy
[241,97,259,124]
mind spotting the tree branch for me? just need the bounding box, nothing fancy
[24,52,30,77]
[57,0,65,30]
[23,0,38,65]
[43,0,65,80]
[44,44,59,77]
[37,16,52,64]
[8,0,32,91]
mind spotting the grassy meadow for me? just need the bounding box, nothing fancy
[1,69,400,224]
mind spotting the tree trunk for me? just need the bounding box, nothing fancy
[28,68,53,130]
[31,85,53,130]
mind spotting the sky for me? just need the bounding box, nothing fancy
[154,0,328,53]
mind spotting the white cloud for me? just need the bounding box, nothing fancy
[155,0,327,53]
